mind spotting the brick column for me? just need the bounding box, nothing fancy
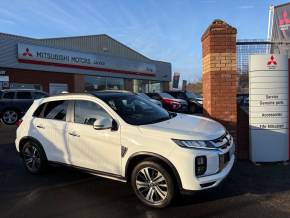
[201,19,237,139]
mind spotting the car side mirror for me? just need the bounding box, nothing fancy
[93,117,112,130]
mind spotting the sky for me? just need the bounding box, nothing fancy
[0,0,289,82]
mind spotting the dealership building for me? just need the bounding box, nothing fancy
[0,33,171,94]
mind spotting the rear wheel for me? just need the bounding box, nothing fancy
[21,141,47,174]
[131,160,175,208]
[1,109,19,125]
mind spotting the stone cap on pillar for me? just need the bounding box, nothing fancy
[201,19,237,41]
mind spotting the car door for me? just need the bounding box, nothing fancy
[32,100,70,163]
[67,100,121,175]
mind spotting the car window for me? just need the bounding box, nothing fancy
[33,103,46,118]
[16,92,32,99]
[2,92,15,99]
[149,93,161,100]
[159,93,174,99]
[176,93,186,99]
[74,100,111,125]
[43,101,68,121]
[33,92,48,99]
[104,95,170,125]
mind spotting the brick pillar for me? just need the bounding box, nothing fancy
[124,79,133,91]
[201,19,237,139]
[74,74,85,92]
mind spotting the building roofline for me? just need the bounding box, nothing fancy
[0,32,173,63]
[274,2,290,8]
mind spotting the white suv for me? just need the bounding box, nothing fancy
[15,91,235,208]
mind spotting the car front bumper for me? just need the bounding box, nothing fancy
[169,140,235,192]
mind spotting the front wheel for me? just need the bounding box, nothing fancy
[21,141,47,174]
[131,160,175,208]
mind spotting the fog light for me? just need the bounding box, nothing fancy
[195,156,207,176]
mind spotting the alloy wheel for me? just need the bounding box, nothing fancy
[23,144,41,172]
[2,110,18,124]
[135,167,168,204]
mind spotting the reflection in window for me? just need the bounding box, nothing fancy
[84,76,124,91]
[43,101,68,121]
[74,100,111,125]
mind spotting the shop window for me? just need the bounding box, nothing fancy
[84,76,124,91]
[10,83,42,90]
[133,80,149,93]
[106,77,124,90]
[148,82,161,93]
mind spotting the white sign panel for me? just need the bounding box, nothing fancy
[249,54,289,162]
[17,43,156,76]
[0,76,9,82]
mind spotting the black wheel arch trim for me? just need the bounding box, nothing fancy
[19,136,47,160]
[125,151,183,190]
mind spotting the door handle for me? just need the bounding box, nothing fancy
[69,132,80,137]
[36,125,45,129]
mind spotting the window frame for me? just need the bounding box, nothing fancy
[2,91,15,100]
[32,91,48,99]
[33,100,70,122]
[72,100,113,126]
[15,91,33,100]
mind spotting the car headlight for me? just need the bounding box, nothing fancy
[172,139,216,149]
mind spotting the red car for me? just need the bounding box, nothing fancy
[146,92,188,113]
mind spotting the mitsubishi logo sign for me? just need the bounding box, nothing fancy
[22,48,32,57]
[267,55,277,65]
[279,11,290,26]
[267,55,278,70]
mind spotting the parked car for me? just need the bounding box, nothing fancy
[166,91,203,114]
[15,91,235,208]
[136,92,162,107]
[0,89,48,125]
[146,92,188,113]
[237,94,249,106]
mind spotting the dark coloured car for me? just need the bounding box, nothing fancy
[166,91,203,114]
[0,89,48,125]
[237,94,249,106]
[146,92,188,112]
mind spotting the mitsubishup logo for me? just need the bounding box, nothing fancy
[22,48,32,57]
[267,55,277,70]
[279,11,290,31]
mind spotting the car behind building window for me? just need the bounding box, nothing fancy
[16,92,32,99]
[74,100,111,125]
[2,92,15,99]
[43,101,68,121]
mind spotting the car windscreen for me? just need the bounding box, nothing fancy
[103,94,171,125]
[186,92,201,99]
[137,93,151,100]
[159,93,175,99]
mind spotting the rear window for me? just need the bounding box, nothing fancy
[33,92,48,99]
[33,103,46,118]
[43,101,68,121]
[159,93,174,99]
[16,92,32,99]
[2,92,15,99]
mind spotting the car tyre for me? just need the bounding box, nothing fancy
[1,109,19,125]
[131,160,175,208]
[189,104,197,114]
[21,141,47,174]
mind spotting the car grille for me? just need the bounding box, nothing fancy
[210,132,232,150]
